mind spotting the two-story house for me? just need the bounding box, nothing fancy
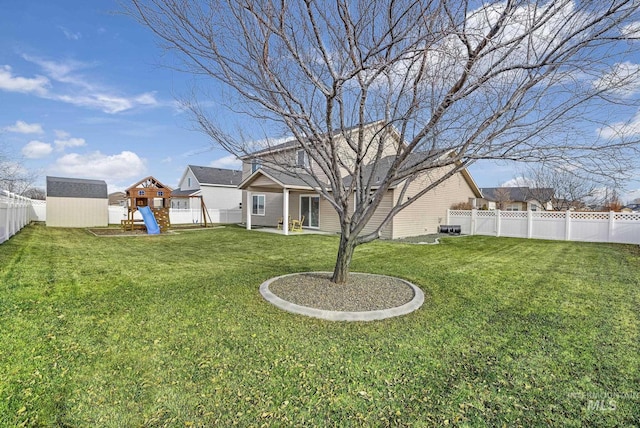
[238,122,482,238]
[172,165,243,211]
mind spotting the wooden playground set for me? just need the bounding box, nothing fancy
[122,176,212,234]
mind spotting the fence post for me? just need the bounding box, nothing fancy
[446,209,450,225]
[565,210,571,241]
[527,209,533,239]
[470,209,477,235]
[608,211,615,242]
[496,209,501,237]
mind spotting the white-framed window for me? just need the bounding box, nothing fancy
[252,159,262,173]
[506,203,520,211]
[296,150,309,168]
[529,204,538,211]
[138,190,145,196]
[157,191,164,197]
[252,194,265,215]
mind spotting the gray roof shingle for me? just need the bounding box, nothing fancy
[46,176,108,199]
[189,165,242,186]
[480,187,554,202]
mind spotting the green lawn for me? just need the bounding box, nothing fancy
[1,224,639,426]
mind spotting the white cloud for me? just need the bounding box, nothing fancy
[598,110,640,139]
[58,26,81,41]
[621,21,640,38]
[210,154,241,169]
[4,120,44,134]
[16,55,159,114]
[54,129,70,139]
[51,151,146,181]
[500,176,534,187]
[54,137,86,150]
[592,62,640,97]
[22,140,53,159]
[0,65,49,95]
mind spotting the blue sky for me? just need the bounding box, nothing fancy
[1,1,639,201]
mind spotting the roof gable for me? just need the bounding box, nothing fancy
[46,176,108,199]
[188,165,242,186]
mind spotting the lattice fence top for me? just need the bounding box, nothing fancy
[533,211,566,219]
[571,212,610,220]
[614,212,640,221]
[500,211,528,218]
[476,211,496,217]
[449,210,471,217]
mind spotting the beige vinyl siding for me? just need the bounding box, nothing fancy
[46,197,108,227]
[319,197,340,234]
[319,191,393,240]
[242,191,283,227]
[391,169,476,239]
[361,191,394,240]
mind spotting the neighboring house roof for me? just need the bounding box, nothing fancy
[108,192,126,205]
[46,176,108,199]
[188,165,243,186]
[171,189,200,197]
[480,187,554,202]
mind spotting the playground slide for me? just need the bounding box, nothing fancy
[138,206,161,235]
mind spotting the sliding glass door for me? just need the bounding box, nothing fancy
[300,195,320,228]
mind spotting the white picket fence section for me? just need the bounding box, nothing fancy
[0,190,37,244]
[447,209,640,245]
[108,206,242,225]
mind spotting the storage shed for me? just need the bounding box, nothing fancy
[46,176,108,227]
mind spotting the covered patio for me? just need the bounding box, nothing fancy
[238,168,322,236]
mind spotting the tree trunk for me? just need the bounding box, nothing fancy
[331,231,358,284]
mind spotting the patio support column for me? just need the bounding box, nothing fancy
[246,190,252,230]
[282,188,289,235]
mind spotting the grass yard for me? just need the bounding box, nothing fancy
[1,224,639,426]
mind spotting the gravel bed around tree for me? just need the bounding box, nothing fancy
[267,272,415,312]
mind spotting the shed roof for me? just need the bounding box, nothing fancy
[46,176,108,199]
[189,165,243,186]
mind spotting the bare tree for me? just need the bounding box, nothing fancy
[0,144,37,196]
[128,0,640,283]
[521,164,599,210]
[492,188,514,210]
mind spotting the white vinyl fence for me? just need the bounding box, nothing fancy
[447,209,640,245]
[108,206,242,225]
[0,190,37,244]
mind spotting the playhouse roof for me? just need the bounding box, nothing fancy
[126,176,172,192]
[46,176,108,199]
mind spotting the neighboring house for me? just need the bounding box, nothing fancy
[622,203,640,213]
[173,165,243,210]
[238,122,482,238]
[108,191,126,206]
[477,187,554,211]
[46,176,108,227]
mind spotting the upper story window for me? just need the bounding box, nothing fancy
[252,159,262,173]
[157,191,164,197]
[138,190,145,196]
[296,150,309,168]
[187,177,191,187]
